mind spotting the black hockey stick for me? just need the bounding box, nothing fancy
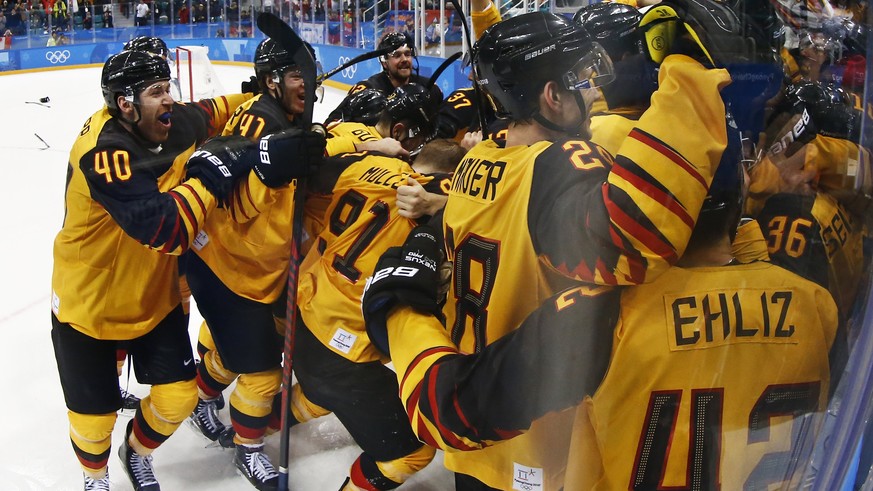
[256,12,320,491]
[426,51,462,89]
[448,0,489,133]
[317,46,393,83]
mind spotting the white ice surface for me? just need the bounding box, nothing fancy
[0,65,453,491]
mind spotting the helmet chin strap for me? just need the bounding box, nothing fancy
[533,90,588,137]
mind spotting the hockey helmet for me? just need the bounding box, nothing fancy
[101,50,171,114]
[342,88,388,125]
[378,31,416,59]
[384,82,442,143]
[473,11,614,120]
[254,38,316,86]
[123,35,170,60]
[572,2,642,61]
[783,81,860,141]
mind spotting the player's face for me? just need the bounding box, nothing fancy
[134,80,174,143]
[384,46,413,83]
[562,86,600,139]
[279,67,306,115]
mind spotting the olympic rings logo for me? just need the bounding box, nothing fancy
[45,50,71,64]
[339,56,357,78]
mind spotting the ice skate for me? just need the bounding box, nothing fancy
[187,397,226,441]
[83,471,110,491]
[234,443,279,491]
[118,421,160,490]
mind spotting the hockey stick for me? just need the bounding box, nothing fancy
[426,51,462,89]
[34,133,50,150]
[317,46,393,83]
[256,12,320,491]
[448,0,489,133]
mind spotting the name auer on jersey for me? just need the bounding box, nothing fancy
[667,289,797,350]
[451,157,506,201]
[359,166,406,189]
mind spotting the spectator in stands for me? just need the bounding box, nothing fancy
[0,9,6,33]
[177,3,188,23]
[57,32,68,44]
[46,28,57,45]
[134,0,149,26]
[226,0,238,21]
[193,2,206,22]
[54,0,70,31]
[83,8,92,29]
[215,27,223,37]
[30,3,46,31]
[102,5,114,27]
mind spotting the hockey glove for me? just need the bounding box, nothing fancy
[362,225,443,356]
[639,0,746,68]
[252,127,327,188]
[241,75,260,95]
[186,135,254,207]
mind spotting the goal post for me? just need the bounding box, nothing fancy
[174,46,226,103]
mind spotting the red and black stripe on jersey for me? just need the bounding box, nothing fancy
[528,130,703,285]
[400,285,619,449]
[80,102,216,254]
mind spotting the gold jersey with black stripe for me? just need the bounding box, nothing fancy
[756,191,865,318]
[52,95,250,340]
[298,151,450,363]
[437,56,732,489]
[191,94,303,303]
[565,262,838,490]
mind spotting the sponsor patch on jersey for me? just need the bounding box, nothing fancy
[329,327,357,354]
[512,462,544,490]
[51,290,60,315]
[192,230,209,250]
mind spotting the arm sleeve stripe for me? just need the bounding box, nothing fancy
[603,186,679,263]
[168,190,196,251]
[179,182,207,216]
[424,364,479,451]
[628,128,707,188]
[399,346,456,396]
[611,163,694,229]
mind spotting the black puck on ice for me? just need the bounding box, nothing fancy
[40,96,50,103]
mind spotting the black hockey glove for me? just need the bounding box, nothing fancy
[362,225,443,356]
[639,0,747,68]
[252,127,327,188]
[186,135,254,207]
[241,75,260,95]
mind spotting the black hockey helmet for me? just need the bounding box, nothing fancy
[384,82,442,142]
[473,11,614,121]
[783,81,860,141]
[378,31,416,58]
[572,2,642,61]
[101,50,171,114]
[123,35,170,59]
[342,88,388,125]
[254,38,316,87]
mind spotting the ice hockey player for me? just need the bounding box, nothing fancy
[371,2,744,487]
[50,50,291,491]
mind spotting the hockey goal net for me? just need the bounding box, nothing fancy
[174,46,226,103]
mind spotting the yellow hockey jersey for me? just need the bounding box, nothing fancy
[298,151,448,363]
[52,95,249,340]
[565,262,838,490]
[438,55,731,488]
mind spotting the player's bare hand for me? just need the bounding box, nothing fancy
[397,176,448,218]
[357,137,410,158]
[461,130,482,150]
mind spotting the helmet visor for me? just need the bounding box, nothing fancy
[561,43,615,91]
